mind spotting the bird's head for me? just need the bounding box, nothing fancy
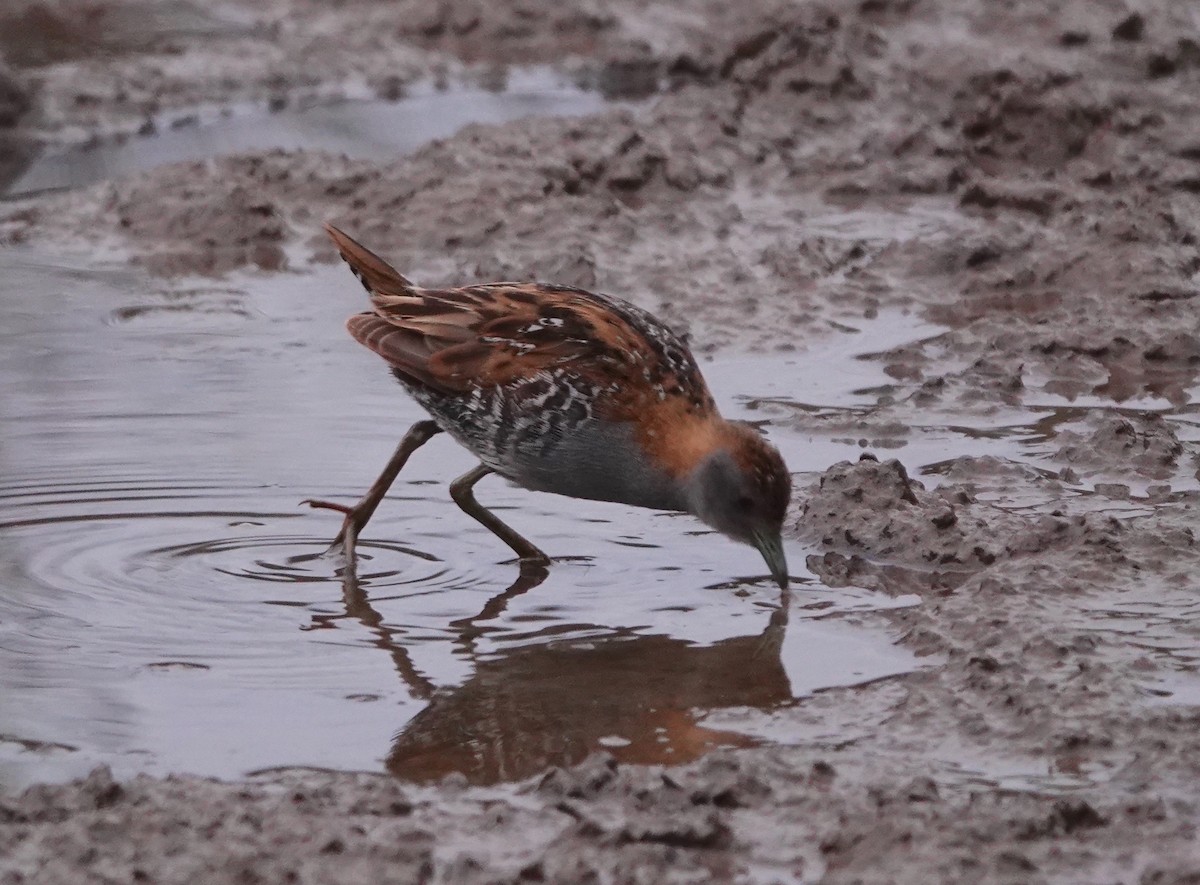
[684,423,791,588]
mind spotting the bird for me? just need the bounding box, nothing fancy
[305,224,792,587]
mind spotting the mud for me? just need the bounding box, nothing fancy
[2,0,1200,882]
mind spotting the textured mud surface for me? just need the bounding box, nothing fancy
[3,0,1200,882]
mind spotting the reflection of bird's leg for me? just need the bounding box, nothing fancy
[322,551,550,700]
[304,420,442,566]
[306,449,553,701]
[333,554,437,700]
[449,464,551,566]
[449,563,550,648]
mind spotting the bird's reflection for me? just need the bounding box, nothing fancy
[314,560,792,785]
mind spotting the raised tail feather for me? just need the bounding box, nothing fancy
[329,225,450,392]
[325,223,416,297]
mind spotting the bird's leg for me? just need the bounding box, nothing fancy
[304,419,442,564]
[449,463,551,567]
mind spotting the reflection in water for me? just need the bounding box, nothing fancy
[322,560,790,785]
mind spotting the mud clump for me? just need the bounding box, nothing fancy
[796,455,1026,573]
[8,754,1199,885]
[1054,411,1186,481]
[104,158,293,275]
[2,766,438,885]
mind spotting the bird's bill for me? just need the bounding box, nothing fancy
[753,531,789,589]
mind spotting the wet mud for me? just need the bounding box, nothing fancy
[2,0,1200,882]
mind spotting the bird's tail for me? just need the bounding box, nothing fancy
[324,223,416,298]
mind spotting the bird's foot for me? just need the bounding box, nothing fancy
[494,551,552,576]
[521,550,552,568]
[301,498,362,566]
[301,498,353,517]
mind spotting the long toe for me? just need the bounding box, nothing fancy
[303,499,364,561]
[302,498,355,516]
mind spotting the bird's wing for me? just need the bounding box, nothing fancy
[326,224,716,420]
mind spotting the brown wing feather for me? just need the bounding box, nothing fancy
[345,314,444,389]
[326,225,717,421]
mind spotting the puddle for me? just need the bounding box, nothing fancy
[0,256,934,790]
[0,74,938,789]
[4,68,617,198]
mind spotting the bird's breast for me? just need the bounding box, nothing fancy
[506,418,689,512]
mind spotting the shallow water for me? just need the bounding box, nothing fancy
[0,256,938,790]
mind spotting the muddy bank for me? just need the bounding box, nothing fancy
[5,747,1200,885]
[2,0,1200,882]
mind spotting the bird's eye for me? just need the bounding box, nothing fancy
[736,496,754,511]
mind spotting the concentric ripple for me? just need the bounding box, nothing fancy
[1,472,504,663]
